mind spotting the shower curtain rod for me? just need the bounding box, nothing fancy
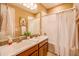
[41,7,76,17]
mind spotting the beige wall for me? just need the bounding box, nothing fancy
[35,4,48,18]
[48,3,73,14]
[35,3,73,17]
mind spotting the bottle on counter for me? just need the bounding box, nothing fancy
[7,36,13,45]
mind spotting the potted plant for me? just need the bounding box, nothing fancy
[24,31,32,39]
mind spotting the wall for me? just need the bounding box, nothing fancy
[34,4,48,35]
[75,4,79,20]
[35,4,48,18]
[35,3,74,19]
[7,4,35,37]
[48,3,73,14]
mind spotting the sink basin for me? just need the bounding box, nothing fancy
[29,36,45,43]
[16,39,34,46]
[29,37,39,42]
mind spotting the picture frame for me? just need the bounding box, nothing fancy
[19,17,27,35]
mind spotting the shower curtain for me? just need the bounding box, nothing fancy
[42,8,77,56]
[56,9,76,56]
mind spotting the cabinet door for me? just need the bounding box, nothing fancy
[30,51,38,56]
[39,46,44,56]
[39,43,48,56]
[43,43,48,56]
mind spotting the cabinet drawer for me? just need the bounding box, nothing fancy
[17,45,38,56]
[39,39,48,48]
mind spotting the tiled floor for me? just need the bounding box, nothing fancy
[47,52,56,56]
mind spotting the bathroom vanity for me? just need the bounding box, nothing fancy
[0,36,48,56]
[17,39,48,56]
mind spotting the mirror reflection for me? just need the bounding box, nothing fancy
[0,3,41,42]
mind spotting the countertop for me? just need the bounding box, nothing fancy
[0,35,48,56]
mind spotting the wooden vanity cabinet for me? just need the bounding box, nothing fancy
[30,50,38,56]
[17,45,38,56]
[38,39,48,56]
[17,39,48,56]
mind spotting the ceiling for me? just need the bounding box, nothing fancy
[10,4,39,14]
[41,3,62,9]
[10,3,62,14]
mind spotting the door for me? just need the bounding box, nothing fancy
[43,43,48,56]
[39,46,44,56]
[39,43,48,56]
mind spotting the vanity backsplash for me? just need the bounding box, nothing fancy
[0,34,41,46]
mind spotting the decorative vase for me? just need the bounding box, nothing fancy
[8,39,13,45]
[7,36,13,45]
[27,36,30,39]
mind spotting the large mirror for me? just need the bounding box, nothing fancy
[0,4,8,40]
[0,14,3,39]
[0,3,41,45]
[28,16,40,35]
[0,4,16,41]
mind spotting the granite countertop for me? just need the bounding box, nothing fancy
[0,35,48,56]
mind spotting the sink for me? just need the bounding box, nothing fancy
[29,36,45,43]
[14,39,36,50]
[29,37,39,42]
